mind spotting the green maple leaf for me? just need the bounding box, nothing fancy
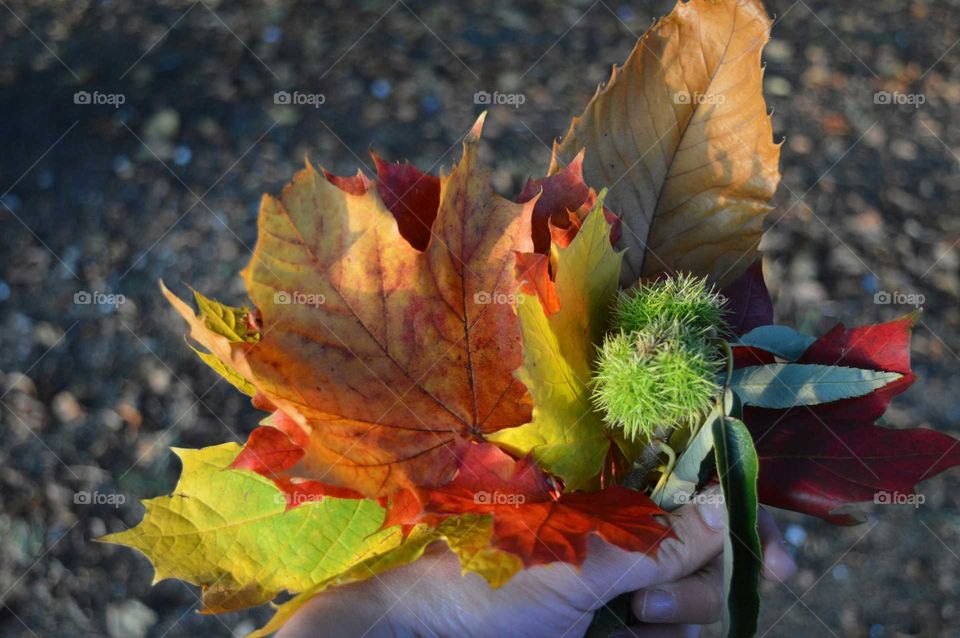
[101,443,396,610]
[103,443,521,633]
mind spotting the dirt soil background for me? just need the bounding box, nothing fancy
[1,0,959,636]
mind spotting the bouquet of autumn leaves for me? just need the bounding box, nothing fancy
[106,1,960,636]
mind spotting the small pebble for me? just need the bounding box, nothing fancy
[262,25,282,44]
[371,79,391,100]
[106,600,157,638]
[832,564,850,581]
[172,145,192,166]
[421,95,441,114]
[785,524,807,547]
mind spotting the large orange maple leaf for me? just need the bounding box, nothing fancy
[165,115,608,499]
[248,114,540,497]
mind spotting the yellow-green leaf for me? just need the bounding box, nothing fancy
[100,443,397,611]
[489,205,625,489]
[551,0,781,287]
[246,513,522,638]
[103,443,521,636]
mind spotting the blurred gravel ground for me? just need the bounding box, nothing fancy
[1,1,959,636]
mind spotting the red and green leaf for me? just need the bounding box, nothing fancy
[721,274,960,523]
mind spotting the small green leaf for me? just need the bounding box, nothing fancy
[729,363,902,408]
[191,288,260,343]
[713,415,761,638]
[734,325,816,361]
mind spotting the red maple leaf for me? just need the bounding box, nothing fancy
[393,443,672,567]
[517,150,621,253]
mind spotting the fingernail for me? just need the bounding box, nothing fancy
[640,589,677,621]
[763,543,797,580]
[698,491,726,530]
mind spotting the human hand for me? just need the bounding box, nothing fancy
[277,487,796,638]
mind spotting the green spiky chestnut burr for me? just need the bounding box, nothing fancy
[591,274,726,443]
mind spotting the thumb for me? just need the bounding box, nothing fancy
[576,487,727,600]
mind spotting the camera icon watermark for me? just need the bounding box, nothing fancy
[74,90,126,108]
[874,290,924,308]
[273,290,325,307]
[74,290,126,307]
[473,90,526,109]
[873,90,925,109]
[473,490,526,507]
[274,90,326,108]
[874,490,924,508]
[74,490,126,507]
[673,91,725,106]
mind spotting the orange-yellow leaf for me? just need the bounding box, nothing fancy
[234,114,535,498]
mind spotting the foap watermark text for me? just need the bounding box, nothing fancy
[874,290,924,308]
[474,490,526,507]
[274,290,326,307]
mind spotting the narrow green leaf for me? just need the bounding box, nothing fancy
[735,325,816,361]
[713,416,761,638]
[729,363,902,408]
[653,390,740,510]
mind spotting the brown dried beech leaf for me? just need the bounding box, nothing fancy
[236,114,535,497]
[551,0,781,287]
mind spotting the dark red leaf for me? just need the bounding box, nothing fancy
[741,313,960,524]
[731,345,776,368]
[373,153,440,251]
[795,314,917,422]
[519,151,620,253]
[753,414,960,525]
[721,260,773,336]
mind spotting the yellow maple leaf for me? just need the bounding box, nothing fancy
[489,202,629,489]
[102,443,518,629]
[100,444,396,611]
